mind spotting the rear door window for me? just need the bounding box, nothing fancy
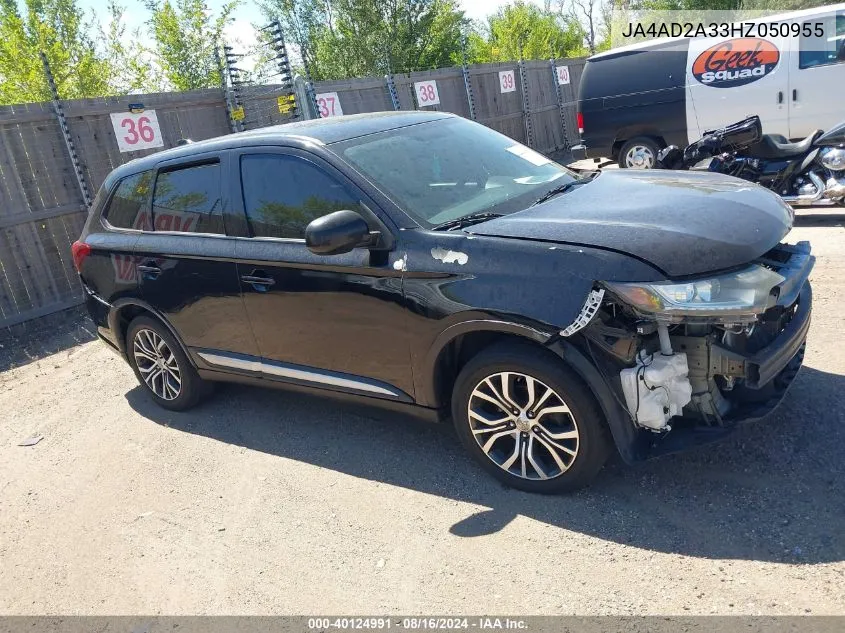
[152,163,224,234]
[104,171,153,230]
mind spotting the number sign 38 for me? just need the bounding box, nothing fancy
[110,111,164,152]
[414,80,441,106]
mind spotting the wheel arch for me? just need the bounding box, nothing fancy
[612,130,666,160]
[422,320,641,465]
[108,299,195,368]
[545,337,641,464]
[420,320,550,411]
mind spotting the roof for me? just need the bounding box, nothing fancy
[110,110,453,180]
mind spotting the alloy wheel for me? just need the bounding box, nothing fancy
[133,328,182,400]
[467,372,580,480]
[624,145,655,169]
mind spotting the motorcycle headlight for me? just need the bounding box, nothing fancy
[605,265,785,319]
[820,147,845,171]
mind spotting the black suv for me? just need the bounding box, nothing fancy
[75,112,813,493]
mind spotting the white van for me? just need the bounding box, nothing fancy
[572,4,845,168]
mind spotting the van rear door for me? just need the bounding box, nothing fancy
[787,9,845,138]
[686,33,789,141]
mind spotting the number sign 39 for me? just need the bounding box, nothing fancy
[414,80,440,106]
[499,70,516,93]
[110,110,164,152]
[316,92,344,118]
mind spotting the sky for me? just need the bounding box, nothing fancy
[76,0,549,50]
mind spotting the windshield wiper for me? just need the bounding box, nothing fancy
[529,174,595,208]
[432,212,503,231]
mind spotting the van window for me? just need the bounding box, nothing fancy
[104,171,153,230]
[152,163,224,234]
[240,154,358,239]
[799,11,845,69]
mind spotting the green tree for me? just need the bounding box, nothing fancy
[145,0,238,91]
[260,0,468,79]
[103,1,163,94]
[470,1,586,62]
[0,0,110,105]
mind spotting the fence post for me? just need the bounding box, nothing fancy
[296,34,320,119]
[267,20,302,121]
[40,51,93,209]
[221,43,245,132]
[216,46,240,133]
[550,56,570,152]
[385,73,401,110]
[461,39,477,121]
[517,55,534,148]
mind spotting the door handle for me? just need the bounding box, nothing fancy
[241,270,276,292]
[137,263,162,279]
[778,91,783,104]
[792,89,798,101]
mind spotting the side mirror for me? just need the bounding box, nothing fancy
[305,210,372,256]
[838,40,845,62]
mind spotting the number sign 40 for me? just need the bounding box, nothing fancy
[556,65,571,85]
[110,111,164,152]
[414,80,440,106]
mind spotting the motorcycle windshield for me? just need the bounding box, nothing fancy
[815,120,845,147]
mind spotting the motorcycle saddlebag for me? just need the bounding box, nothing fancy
[703,115,762,150]
[657,145,684,169]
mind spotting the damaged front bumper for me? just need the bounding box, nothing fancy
[576,241,814,462]
[647,283,810,458]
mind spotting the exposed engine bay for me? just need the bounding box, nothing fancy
[572,241,814,435]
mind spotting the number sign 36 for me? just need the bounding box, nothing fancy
[414,80,440,106]
[110,111,164,152]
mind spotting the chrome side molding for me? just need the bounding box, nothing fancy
[197,351,406,399]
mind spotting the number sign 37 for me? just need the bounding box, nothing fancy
[110,111,164,152]
[316,92,344,118]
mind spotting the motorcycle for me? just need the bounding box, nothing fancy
[656,115,845,207]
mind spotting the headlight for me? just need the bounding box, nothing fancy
[820,147,845,171]
[605,265,785,319]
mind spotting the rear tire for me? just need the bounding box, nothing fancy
[126,315,209,411]
[451,341,611,493]
[618,137,661,169]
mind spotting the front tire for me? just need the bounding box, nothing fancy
[126,315,209,411]
[618,137,660,169]
[451,342,611,493]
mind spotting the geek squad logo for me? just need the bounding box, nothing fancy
[692,37,780,87]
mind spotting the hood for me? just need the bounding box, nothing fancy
[467,169,793,277]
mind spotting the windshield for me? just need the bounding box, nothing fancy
[331,117,578,227]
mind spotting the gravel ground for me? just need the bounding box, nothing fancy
[1,208,843,615]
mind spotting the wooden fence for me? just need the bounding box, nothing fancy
[0,57,585,330]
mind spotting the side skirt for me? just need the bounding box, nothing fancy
[196,367,441,424]
[194,349,414,403]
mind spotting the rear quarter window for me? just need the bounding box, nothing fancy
[152,163,224,234]
[103,171,154,230]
